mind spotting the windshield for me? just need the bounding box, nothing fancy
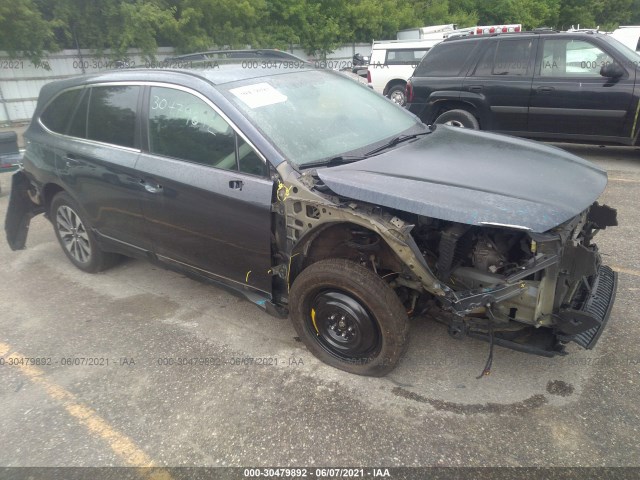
[221,70,420,166]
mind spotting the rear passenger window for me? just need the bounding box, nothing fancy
[147,87,237,170]
[87,86,140,148]
[414,43,474,76]
[40,89,82,134]
[473,39,532,76]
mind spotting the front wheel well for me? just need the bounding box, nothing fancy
[383,80,407,96]
[429,101,480,125]
[288,222,406,290]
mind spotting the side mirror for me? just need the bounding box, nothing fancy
[600,62,625,78]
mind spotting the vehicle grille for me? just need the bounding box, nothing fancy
[572,265,617,349]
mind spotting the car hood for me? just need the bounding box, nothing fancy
[317,126,608,233]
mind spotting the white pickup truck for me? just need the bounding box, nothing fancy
[367,38,441,106]
[610,26,640,52]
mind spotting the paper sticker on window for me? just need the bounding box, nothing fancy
[229,83,288,108]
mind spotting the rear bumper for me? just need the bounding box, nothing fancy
[557,264,618,349]
[4,171,44,250]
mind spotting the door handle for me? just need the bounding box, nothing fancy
[229,180,244,191]
[64,154,80,168]
[140,179,163,194]
[537,86,555,93]
[468,85,483,93]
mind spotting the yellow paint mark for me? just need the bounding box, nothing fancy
[0,342,171,480]
[611,265,640,277]
[311,308,319,334]
[245,270,252,283]
[631,99,640,140]
[276,180,292,201]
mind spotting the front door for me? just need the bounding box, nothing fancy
[529,37,635,139]
[136,85,274,294]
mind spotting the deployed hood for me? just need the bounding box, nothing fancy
[317,126,608,233]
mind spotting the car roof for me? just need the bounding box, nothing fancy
[441,30,611,43]
[45,62,318,91]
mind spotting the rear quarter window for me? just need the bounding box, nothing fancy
[40,89,83,134]
[414,42,475,76]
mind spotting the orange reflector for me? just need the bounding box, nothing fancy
[311,309,319,334]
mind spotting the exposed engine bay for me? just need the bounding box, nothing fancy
[405,203,617,356]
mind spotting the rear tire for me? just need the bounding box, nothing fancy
[434,109,479,129]
[289,259,409,376]
[50,192,120,273]
[387,84,407,106]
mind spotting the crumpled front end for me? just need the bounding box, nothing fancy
[410,202,618,356]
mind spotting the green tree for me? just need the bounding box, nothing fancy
[557,0,602,29]
[0,0,56,62]
[595,0,633,30]
[115,1,180,57]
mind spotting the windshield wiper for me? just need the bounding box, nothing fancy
[298,130,431,170]
[364,131,431,156]
[299,155,365,169]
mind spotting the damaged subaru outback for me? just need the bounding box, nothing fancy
[5,61,618,376]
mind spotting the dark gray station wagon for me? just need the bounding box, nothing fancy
[5,60,618,376]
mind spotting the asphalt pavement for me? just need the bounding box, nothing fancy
[0,143,639,474]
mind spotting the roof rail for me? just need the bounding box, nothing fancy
[165,49,308,63]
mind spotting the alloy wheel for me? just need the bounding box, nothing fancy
[56,205,92,264]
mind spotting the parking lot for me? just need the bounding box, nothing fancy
[0,143,639,471]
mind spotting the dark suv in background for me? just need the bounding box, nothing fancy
[406,31,640,146]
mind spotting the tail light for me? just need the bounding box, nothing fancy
[367,69,371,84]
[405,80,413,103]
[515,26,521,32]
[476,28,482,34]
[489,27,496,33]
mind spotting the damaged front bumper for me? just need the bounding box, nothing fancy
[556,264,618,349]
[436,203,618,356]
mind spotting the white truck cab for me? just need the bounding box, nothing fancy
[610,26,640,53]
[367,38,442,106]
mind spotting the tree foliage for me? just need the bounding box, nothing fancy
[1,0,639,61]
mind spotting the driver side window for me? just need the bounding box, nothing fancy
[540,39,613,77]
[147,87,266,175]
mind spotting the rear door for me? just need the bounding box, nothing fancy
[53,84,151,251]
[136,85,274,294]
[528,37,635,139]
[462,37,536,132]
